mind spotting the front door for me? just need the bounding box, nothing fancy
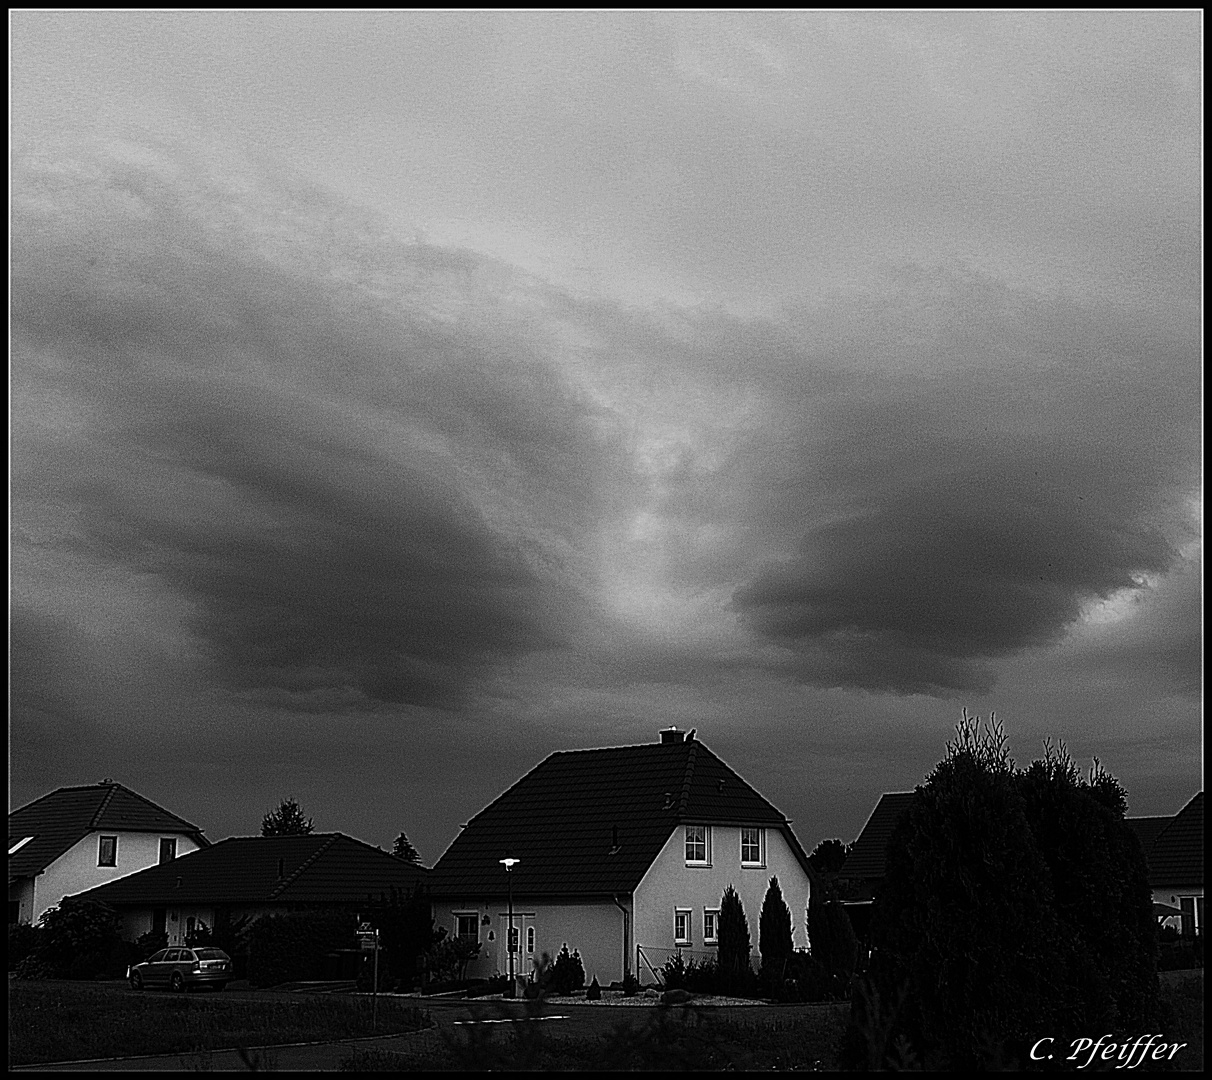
[498,913,535,980]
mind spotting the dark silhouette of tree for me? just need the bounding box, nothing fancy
[391,831,421,864]
[717,884,751,992]
[808,879,859,998]
[260,796,314,836]
[846,711,1156,1070]
[808,838,849,874]
[759,875,794,982]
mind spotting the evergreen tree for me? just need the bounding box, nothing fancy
[808,880,859,997]
[808,838,849,874]
[391,831,422,864]
[261,796,314,836]
[717,884,751,992]
[759,875,794,980]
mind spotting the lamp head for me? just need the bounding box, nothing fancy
[499,856,521,871]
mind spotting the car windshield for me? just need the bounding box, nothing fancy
[194,948,229,960]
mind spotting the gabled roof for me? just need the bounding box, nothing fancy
[1125,815,1173,857]
[69,833,428,907]
[429,735,813,899]
[839,792,915,881]
[1143,792,1203,887]
[9,781,208,883]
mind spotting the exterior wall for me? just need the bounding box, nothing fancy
[1152,885,1205,935]
[9,878,36,925]
[633,824,812,974]
[431,897,628,986]
[32,831,203,925]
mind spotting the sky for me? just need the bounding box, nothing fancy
[10,11,1202,867]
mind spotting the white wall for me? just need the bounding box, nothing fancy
[633,824,812,969]
[1152,885,1205,935]
[9,878,36,926]
[32,831,203,925]
[432,897,628,986]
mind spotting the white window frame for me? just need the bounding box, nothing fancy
[703,908,719,945]
[740,826,765,868]
[674,908,692,946]
[453,911,480,944]
[159,837,177,864]
[98,835,118,867]
[526,925,536,955]
[684,824,711,866]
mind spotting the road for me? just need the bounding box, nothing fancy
[13,995,835,1072]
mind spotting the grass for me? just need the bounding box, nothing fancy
[340,1002,849,1071]
[8,980,430,1066]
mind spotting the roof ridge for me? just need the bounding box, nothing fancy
[676,741,698,816]
[1152,792,1203,847]
[87,785,118,830]
[268,834,339,899]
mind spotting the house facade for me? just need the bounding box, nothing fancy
[1128,792,1204,936]
[429,728,817,986]
[69,833,428,946]
[8,781,208,926]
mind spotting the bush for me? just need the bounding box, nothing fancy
[246,910,357,987]
[133,928,168,957]
[718,885,753,995]
[9,924,42,971]
[423,932,482,984]
[847,713,1159,1070]
[551,943,586,994]
[362,886,439,987]
[586,976,601,1000]
[18,898,125,980]
[808,883,859,998]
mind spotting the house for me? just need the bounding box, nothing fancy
[428,727,817,986]
[1128,792,1204,936]
[835,791,915,941]
[8,780,209,927]
[68,832,429,946]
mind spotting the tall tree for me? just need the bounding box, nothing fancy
[717,884,752,992]
[391,831,421,864]
[759,875,794,980]
[261,796,314,836]
[808,838,849,874]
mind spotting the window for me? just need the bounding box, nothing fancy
[98,835,117,867]
[526,926,535,955]
[703,909,719,944]
[685,825,710,865]
[508,926,519,953]
[159,838,177,864]
[741,827,764,866]
[455,914,479,942]
[674,909,692,945]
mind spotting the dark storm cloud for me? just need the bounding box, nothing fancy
[11,141,605,710]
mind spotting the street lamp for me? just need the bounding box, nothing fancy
[499,856,520,996]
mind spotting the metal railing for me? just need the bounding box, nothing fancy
[636,943,717,986]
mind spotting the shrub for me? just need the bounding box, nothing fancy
[759,875,794,989]
[551,943,586,994]
[246,910,357,987]
[586,975,602,1000]
[21,898,125,979]
[423,931,482,983]
[717,885,753,994]
[808,882,859,998]
[133,928,168,957]
[363,886,440,987]
[847,712,1158,1070]
[8,924,42,971]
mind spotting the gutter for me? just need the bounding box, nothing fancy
[612,894,631,981]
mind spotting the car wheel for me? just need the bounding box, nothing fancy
[170,972,184,993]
[130,972,144,991]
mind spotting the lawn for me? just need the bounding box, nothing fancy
[8,980,430,1066]
[341,1003,850,1071]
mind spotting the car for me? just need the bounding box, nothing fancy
[128,946,232,992]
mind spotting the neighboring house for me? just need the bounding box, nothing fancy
[8,780,208,927]
[69,833,429,946]
[836,791,915,941]
[428,727,817,986]
[1128,792,1204,936]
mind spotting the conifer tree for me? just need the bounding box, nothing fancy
[759,875,794,979]
[717,884,751,991]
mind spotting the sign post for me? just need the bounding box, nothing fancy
[358,922,379,1030]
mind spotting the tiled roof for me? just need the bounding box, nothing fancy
[69,834,428,907]
[839,792,915,881]
[1125,815,1173,858]
[428,736,813,899]
[9,782,208,882]
[1145,792,1203,887]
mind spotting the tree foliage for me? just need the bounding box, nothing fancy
[261,796,314,836]
[847,712,1157,1070]
[391,831,422,864]
[808,881,859,998]
[364,886,440,986]
[808,838,850,874]
[717,884,752,992]
[759,875,794,980]
[17,897,125,979]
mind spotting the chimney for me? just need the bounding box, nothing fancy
[660,726,684,745]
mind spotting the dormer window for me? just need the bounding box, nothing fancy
[685,825,711,866]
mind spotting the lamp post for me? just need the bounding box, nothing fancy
[499,856,520,996]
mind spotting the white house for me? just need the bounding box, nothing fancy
[8,780,208,926]
[1128,791,1204,936]
[428,728,817,986]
